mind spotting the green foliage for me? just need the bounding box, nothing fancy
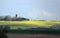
[50,24,60,30]
[0,15,29,21]
[0,29,8,38]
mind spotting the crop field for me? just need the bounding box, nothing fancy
[0,21,60,29]
[0,21,60,38]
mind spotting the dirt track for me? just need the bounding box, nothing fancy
[7,33,60,38]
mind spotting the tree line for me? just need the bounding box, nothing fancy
[0,14,29,21]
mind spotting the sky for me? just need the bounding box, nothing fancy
[0,0,60,20]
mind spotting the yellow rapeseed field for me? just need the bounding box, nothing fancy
[0,21,60,29]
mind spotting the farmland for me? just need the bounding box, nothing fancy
[0,21,60,29]
[0,21,60,38]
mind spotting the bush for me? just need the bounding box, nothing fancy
[50,24,60,30]
[0,29,8,38]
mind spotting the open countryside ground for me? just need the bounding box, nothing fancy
[0,21,60,29]
[7,33,60,38]
[0,21,60,38]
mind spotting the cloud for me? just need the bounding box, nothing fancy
[27,8,60,20]
[0,0,60,20]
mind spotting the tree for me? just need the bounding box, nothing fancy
[0,16,4,21]
[4,16,12,21]
[16,14,18,18]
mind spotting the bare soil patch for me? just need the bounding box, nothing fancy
[7,33,60,38]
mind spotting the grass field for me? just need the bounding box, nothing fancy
[0,21,60,29]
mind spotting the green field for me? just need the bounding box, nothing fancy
[0,21,60,29]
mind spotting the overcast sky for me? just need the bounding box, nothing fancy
[0,0,60,20]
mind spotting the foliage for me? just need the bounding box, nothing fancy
[0,29,8,38]
[0,15,29,21]
[50,24,60,30]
